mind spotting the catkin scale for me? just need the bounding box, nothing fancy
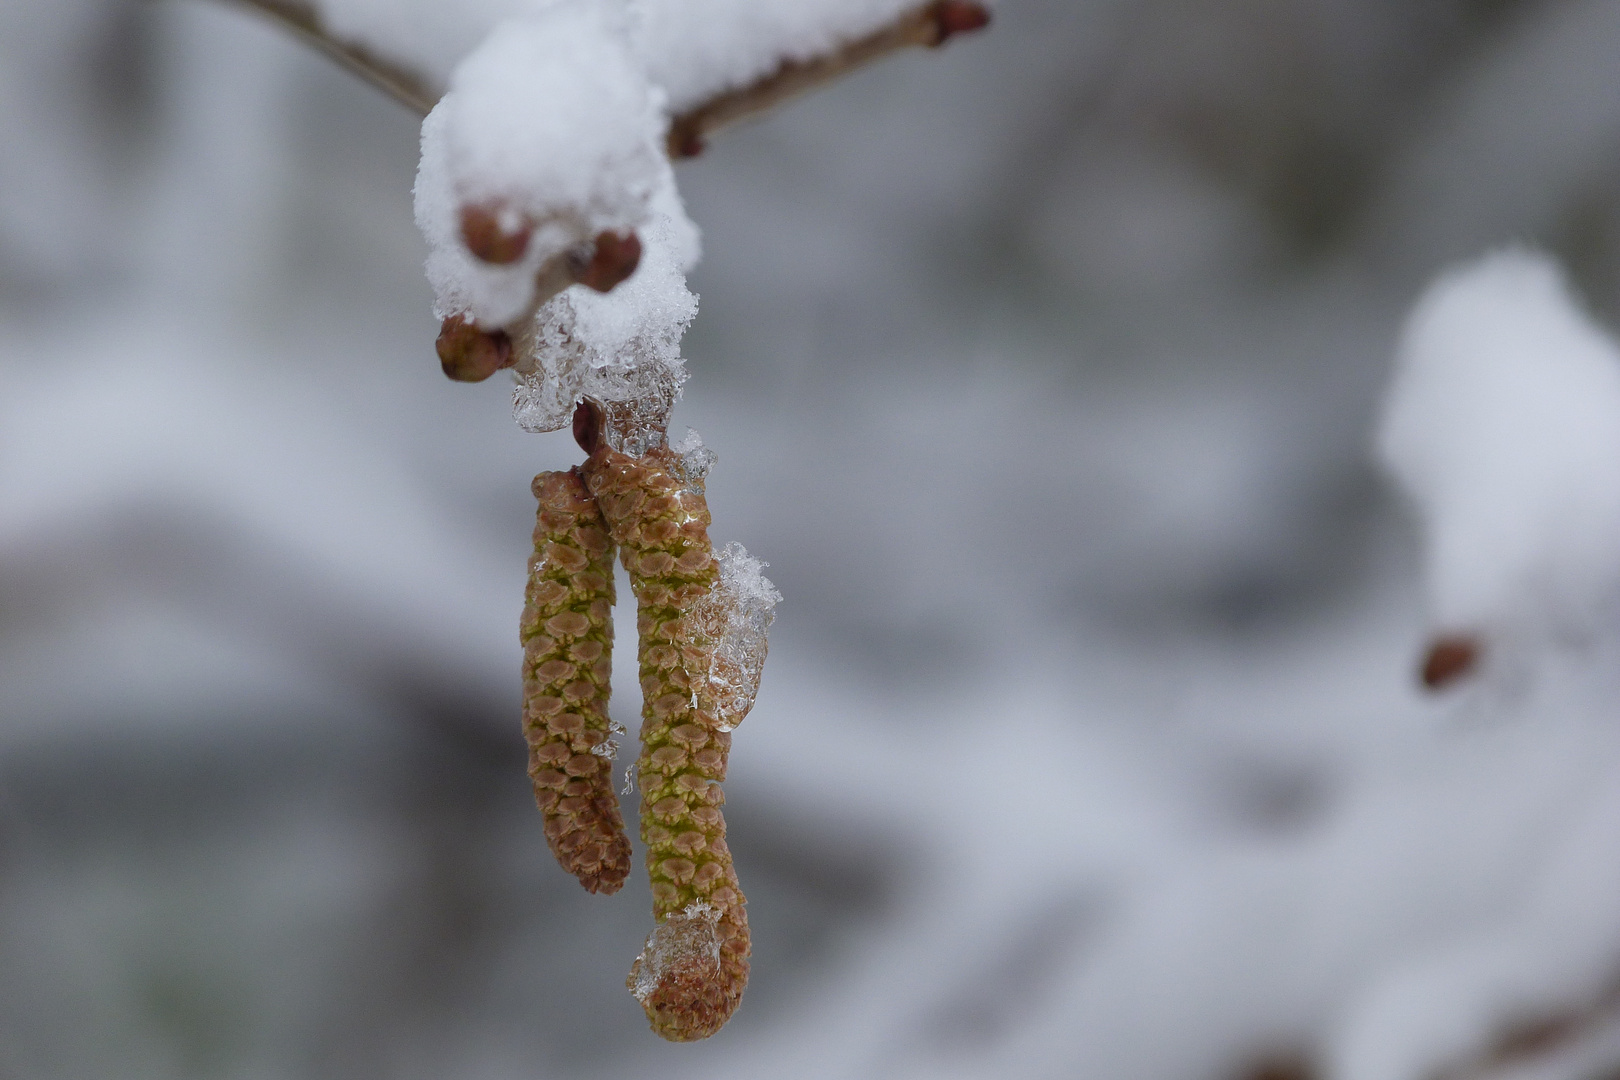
[582,446,750,1042]
[521,469,631,894]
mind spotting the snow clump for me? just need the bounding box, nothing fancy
[1377,249,1620,665]
[413,3,667,327]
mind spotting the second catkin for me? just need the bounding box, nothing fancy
[582,444,751,1042]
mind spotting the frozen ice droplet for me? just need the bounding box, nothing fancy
[621,762,638,796]
[628,902,722,1004]
[670,427,717,492]
[685,542,780,730]
[591,739,618,758]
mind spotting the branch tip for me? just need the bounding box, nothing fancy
[575,231,643,293]
[1420,634,1480,690]
[459,202,533,265]
[930,0,991,43]
[437,315,513,382]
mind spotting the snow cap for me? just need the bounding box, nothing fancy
[1378,249,1620,653]
[413,3,667,326]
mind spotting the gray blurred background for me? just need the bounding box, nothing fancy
[4,1,1620,1077]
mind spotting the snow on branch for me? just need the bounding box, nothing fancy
[220,0,990,151]
[1377,249,1620,689]
[662,0,993,158]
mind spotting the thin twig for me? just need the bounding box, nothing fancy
[1435,980,1620,1080]
[219,0,987,149]
[666,1,989,158]
[225,0,440,113]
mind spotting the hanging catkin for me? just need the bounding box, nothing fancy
[521,468,632,894]
[582,444,750,1041]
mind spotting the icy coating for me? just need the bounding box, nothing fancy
[669,428,718,491]
[628,902,723,1004]
[511,183,701,446]
[685,542,781,731]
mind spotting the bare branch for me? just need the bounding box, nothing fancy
[224,0,440,114]
[1433,981,1620,1080]
[666,1,991,158]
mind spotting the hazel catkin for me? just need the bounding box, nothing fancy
[582,445,750,1042]
[521,468,631,894]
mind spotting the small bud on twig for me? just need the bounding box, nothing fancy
[574,232,643,293]
[1420,634,1480,690]
[573,400,605,456]
[930,0,991,43]
[458,201,533,265]
[436,315,513,382]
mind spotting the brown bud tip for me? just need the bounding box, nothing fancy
[932,0,990,41]
[1420,634,1480,690]
[459,201,532,265]
[670,128,706,159]
[573,399,604,455]
[436,315,513,382]
[577,231,642,293]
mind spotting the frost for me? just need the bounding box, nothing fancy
[687,542,781,731]
[669,428,718,492]
[1377,249,1620,655]
[413,4,667,327]
[621,762,639,797]
[512,181,700,448]
[628,901,722,1004]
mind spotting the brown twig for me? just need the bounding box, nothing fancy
[1433,980,1620,1080]
[220,0,988,152]
[225,0,441,113]
[666,1,991,158]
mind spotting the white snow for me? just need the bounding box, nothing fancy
[628,0,926,114]
[413,4,667,327]
[511,178,700,438]
[1378,250,1620,665]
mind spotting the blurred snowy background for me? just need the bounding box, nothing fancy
[6,0,1620,1077]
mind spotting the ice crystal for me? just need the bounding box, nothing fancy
[628,901,723,1004]
[512,186,699,448]
[686,542,780,731]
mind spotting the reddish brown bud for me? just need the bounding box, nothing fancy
[459,201,532,265]
[436,315,512,382]
[577,231,642,293]
[931,0,990,42]
[573,400,604,455]
[1420,634,1480,690]
[670,127,707,159]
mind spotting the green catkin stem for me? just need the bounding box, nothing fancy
[582,446,750,1042]
[520,469,632,894]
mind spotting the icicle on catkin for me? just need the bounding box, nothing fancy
[521,468,632,894]
[582,445,750,1042]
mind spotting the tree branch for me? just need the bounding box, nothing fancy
[224,0,440,114]
[221,0,988,152]
[666,1,990,158]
